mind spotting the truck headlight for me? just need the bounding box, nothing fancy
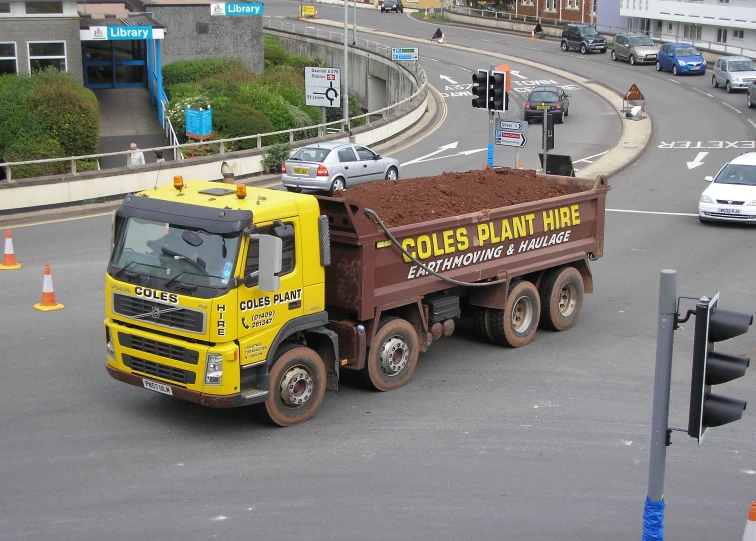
[106,328,115,359]
[205,354,223,385]
[700,195,713,203]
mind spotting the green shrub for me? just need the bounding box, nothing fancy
[163,57,246,90]
[264,65,305,93]
[31,68,99,157]
[264,46,290,68]
[200,62,258,86]
[213,103,275,150]
[235,83,295,133]
[4,136,68,178]
[264,35,287,50]
[288,54,323,70]
[167,82,204,102]
[326,92,366,129]
[262,143,291,173]
[0,75,42,158]
[284,102,318,140]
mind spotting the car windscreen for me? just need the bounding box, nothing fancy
[290,147,332,162]
[676,47,699,57]
[579,27,598,37]
[630,36,654,47]
[715,165,756,186]
[529,91,558,102]
[729,60,755,72]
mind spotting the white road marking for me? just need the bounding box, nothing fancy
[653,75,679,84]
[686,151,708,169]
[401,141,459,166]
[607,208,698,217]
[481,39,493,42]
[572,150,609,164]
[691,87,713,98]
[426,58,439,62]
[509,70,528,80]
[723,102,742,114]
[749,119,756,129]
[440,75,458,84]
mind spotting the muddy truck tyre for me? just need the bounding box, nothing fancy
[488,281,541,347]
[364,317,419,391]
[539,266,584,331]
[265,345,327,427]
[473,306,495,344]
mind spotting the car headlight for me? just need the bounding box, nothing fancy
[733,77,742,83]
[678,60,686,66]
[747,200,756,206]
[106,327,115,359]
[205,354,223,385]
[700,195,713,203]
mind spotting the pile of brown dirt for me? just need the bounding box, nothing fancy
[336,168,568,227]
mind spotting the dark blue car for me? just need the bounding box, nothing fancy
[656,43,707,76]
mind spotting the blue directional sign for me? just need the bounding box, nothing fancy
[391,47,419,62]
[186,107,213,140]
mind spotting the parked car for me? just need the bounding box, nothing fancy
[699,152,756,224]
[656,43,706,76]
[560,24,608,54]
[611,33,658,65]
[712,56,756,93]
[281,142,400,195]
[524,86,570,123]
[748,80,756,109]
[381,0,403,13]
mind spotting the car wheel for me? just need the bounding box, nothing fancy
[629,55,636,66]
[748,91,754,109]
[580,43,588,54]
[328,177,345,196]
[385,166,399,181]
[672,65,678,76]
[564,107,569,118]
[726,81,732,93]
[611,50,617,61]
[561,41,569,52]
[712,75,718,88]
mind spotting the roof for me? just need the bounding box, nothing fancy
[530,86,559,93]
[722,55,752,62]
[134,180,321,225]
[669,42,695,47]
[299,141,353,150]
[729,153,756,166]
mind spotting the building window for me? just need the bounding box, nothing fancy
[591,0,596,13]
[718,0,729,3]
[0,2,10,13]
[733,29,744,39]
[24,1,63,14]
[0,42,16,75]
[716,28,727,43]
[683,24,702,40]
[668,23,672,31]
[566,0,577,8]
[520,0,533,6]
[28,41,66,72]
[544,0,556,11]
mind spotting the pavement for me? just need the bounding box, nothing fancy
[95,88,170,170]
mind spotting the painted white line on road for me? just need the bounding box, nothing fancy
[691,87,713,98]
[607,208,698,217]
[521,46,541,51]
[723,102,742,114]
[481,39,493,42]
[426,58,439,62]
[572,150,609,164]
[749,119,756,130]
[7,211,115,228]
[653,75,679,84]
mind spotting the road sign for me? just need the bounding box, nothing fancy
[496,130,527,147]
[305,67,341,108]
[210,2,264,15]
[392,47,419,61]
[497,119,527,132]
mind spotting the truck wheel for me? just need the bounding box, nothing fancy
[539,266,584,331]
[265,345,326,427]
[365,317,419,391]
[488,281,540,347]
[473,306,494,343]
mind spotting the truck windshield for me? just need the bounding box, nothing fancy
[111,217,240,288]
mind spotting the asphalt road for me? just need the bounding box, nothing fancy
[1,6,755,541]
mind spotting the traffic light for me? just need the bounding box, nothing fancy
[471,69,488,109]
[687,292,752,445]
[488,70,508,111]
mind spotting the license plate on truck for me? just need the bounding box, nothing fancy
[143,378,173,395]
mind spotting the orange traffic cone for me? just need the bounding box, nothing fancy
[0,229,21,270]
[424,8,429,19]
[531,29,536,40]
[441,33,446,44]
[518,160,524,169]
[33,264,64,311]
[743,502,756,541]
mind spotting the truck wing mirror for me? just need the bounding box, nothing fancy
[241,234,282,292]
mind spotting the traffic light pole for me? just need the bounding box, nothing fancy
[488,63,495,167]
[642,269,677,540]
[542,107,548,174]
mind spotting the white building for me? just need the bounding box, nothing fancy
[620,0,756,57]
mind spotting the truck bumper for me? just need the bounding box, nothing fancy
[106,364,264,408]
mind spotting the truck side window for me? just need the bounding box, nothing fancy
[244,223,295,281]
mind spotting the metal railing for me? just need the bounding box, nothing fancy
[1,19,427,183]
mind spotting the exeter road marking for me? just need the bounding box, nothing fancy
[607,209,698,217]
[658,141,755,149]
[723,102,742,114]
[691,87,713,98]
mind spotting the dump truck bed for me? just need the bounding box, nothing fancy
[319,173,609,322]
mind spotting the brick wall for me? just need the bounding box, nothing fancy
[0,18,83,83]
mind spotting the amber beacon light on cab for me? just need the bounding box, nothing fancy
[105,165,609,426]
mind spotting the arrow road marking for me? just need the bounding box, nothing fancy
[509,70,528,80]
[686,152,708,170]
[440,75,458,84]
[401,147,486,166]
[572,150,609,164]
[401,142,459,166]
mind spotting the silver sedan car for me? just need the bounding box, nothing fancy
[281,141,400,195]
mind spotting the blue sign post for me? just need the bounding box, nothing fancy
[186,107,213,141]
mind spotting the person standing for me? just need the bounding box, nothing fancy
[127,143,145,168]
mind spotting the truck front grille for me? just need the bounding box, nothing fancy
[118,332,199,365]
[123,354,196,385]
[112,294,205,334]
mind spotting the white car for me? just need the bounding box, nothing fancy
[699,152,756,224]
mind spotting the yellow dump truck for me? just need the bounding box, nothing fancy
[105,169,608,426]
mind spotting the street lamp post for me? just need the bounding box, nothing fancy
[343,0,350,133]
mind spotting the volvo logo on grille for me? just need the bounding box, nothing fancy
[151,307,162,320]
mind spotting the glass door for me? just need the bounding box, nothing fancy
[83,41,114,89]
[83,40,147,89]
